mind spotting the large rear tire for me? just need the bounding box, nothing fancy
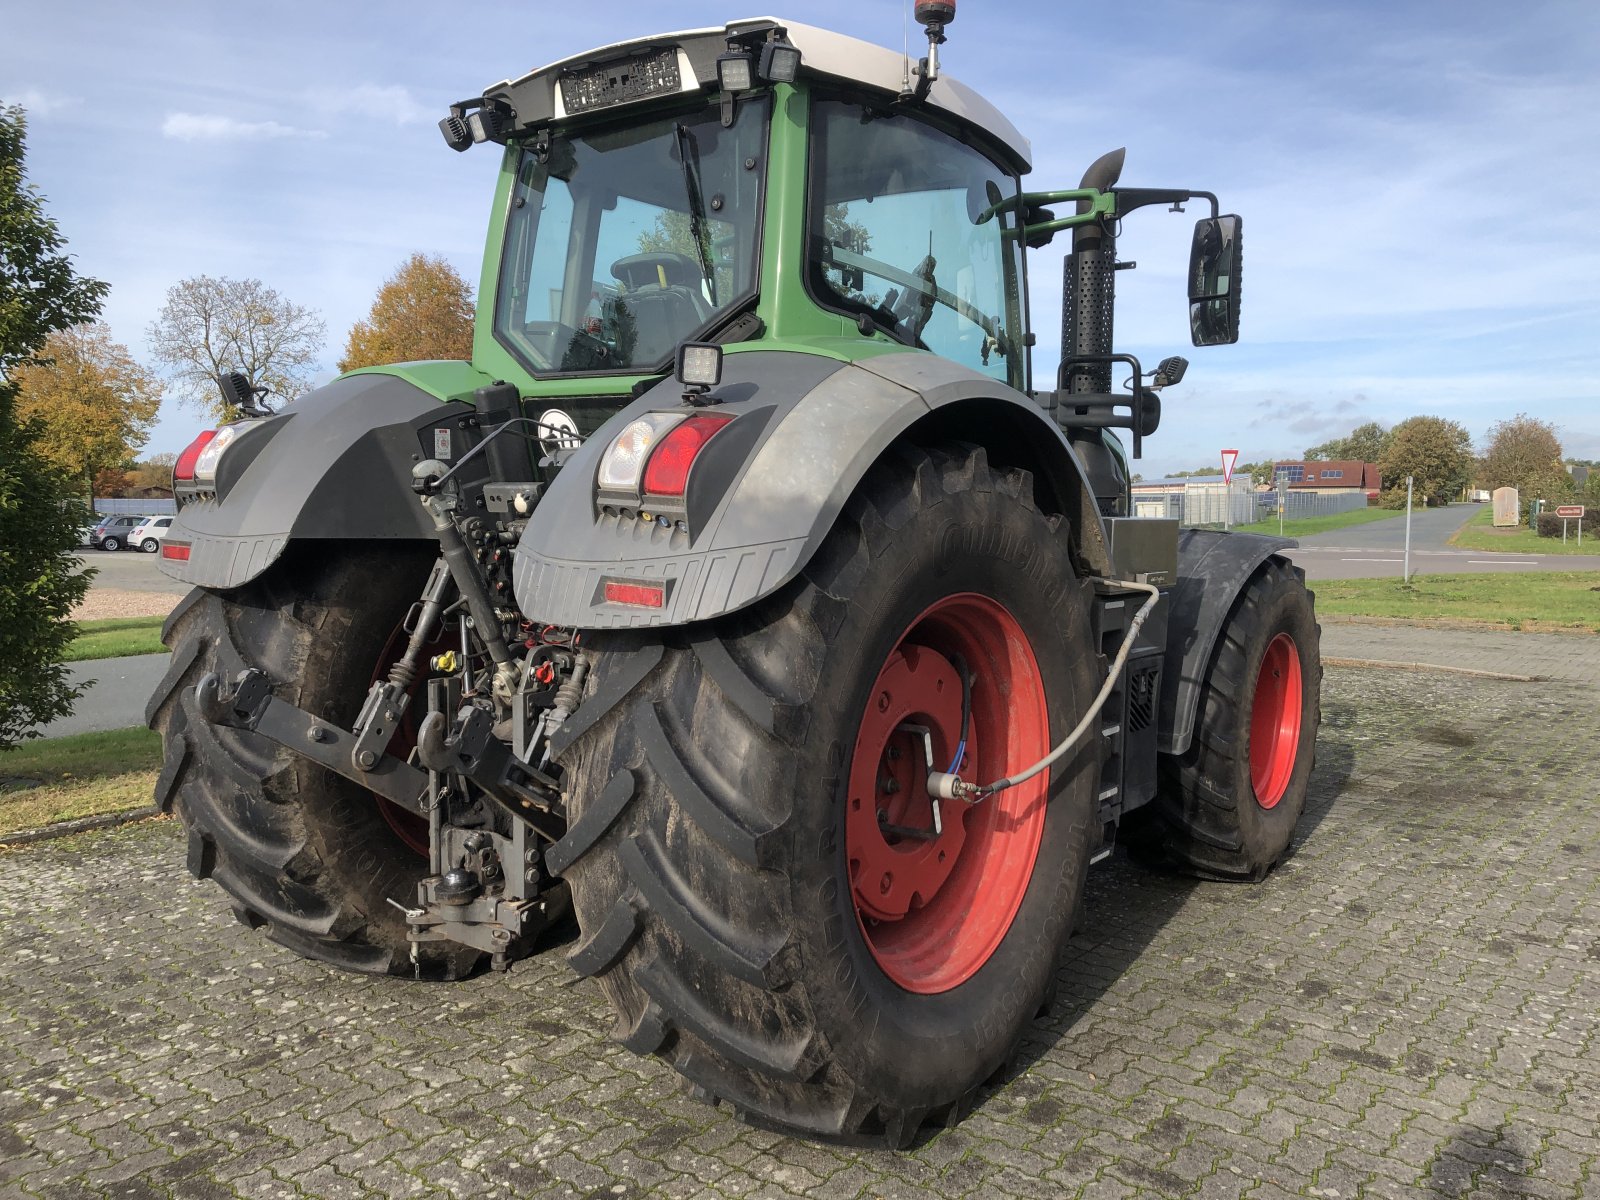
[1151,558,1321,879]
[147,544,481,980]
[552,445,1099,1145]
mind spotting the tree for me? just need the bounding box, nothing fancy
[1481,413,1568,503]
[337,253,474,373]
[148,275,325,419]
[1377,416,1473,507]
[1305,420,1390,463]
[0,105,108,748]
[12,323,163,495]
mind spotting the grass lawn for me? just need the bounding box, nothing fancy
[1230,506,1402,538]
[1448,505,1598,555]
[1315,572,1600,632]
[65,615,167,662]
[0,727,161,836]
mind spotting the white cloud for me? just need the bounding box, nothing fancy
[1,87,76,115]
[305,83,429,125]
[161,112,324,142]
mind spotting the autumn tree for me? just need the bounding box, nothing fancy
[1305,420,1390,463]
[1481,413,1567,503]
[338,253,474,372]
[0,105,109,747]
[12,323,163,495]
[148,275,326,419]
[1377,416,1473,507]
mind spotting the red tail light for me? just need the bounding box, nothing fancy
[161,542,192,562]
[174,430,217,482]
[603,580,665,608]
[641,414,734,497]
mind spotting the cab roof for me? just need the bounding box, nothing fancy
[483,16,1032,174]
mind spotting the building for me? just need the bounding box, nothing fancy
[1270,460,1381,497]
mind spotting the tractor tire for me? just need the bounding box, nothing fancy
[1151,558,1320,880]
[552,445,1100,1146]
[101,535,121,552]
[147,543,481,980]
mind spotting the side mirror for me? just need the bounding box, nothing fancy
[1188,214,1243,346]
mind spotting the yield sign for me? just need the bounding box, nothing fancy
[1220,448,1239,484]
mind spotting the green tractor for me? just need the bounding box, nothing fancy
[150,7,1319,1146]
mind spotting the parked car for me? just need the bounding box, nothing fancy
[129,515,174,553]
[88,514,147,551]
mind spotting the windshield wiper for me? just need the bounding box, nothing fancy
[673,123,718,306]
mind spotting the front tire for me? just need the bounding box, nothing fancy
[147,544,480,979]
[1151,558,1321,879]
[553,446,1099,1144]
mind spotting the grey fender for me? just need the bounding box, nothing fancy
[157,372,463,590]
[513,348,1111,629]
[1158,527,1297,757]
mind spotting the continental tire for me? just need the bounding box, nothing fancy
[552,445,1099,1146]
[1153,558,1321,880]
[147,544,481,980]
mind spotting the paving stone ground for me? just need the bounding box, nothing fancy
[3,653,1597,1198]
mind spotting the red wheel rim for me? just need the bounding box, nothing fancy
[845,593,1051,994]
[1249,632,1303,809]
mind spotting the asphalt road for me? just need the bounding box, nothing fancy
[73,546,190,595]
[1279,503,1600,580]
[35,653,172,739]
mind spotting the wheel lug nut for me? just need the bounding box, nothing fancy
[879,777,899,794]
[879,872,892,894]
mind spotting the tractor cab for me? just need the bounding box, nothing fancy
[449,14,1240,509]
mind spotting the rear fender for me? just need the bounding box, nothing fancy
[512,349,1110,628]
[1158,528,1297,756]
[158,372,471,590]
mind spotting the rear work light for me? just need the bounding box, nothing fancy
[173,430,217,483]
[641,414,734,497]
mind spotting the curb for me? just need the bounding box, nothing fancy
[1323,656,1545,683]
[0,806,163,849]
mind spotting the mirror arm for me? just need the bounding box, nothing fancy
[1111,188,1219,219]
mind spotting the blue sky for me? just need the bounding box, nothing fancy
[6,1,1597,477]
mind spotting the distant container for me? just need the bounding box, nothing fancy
[1468,488,1490,503]
[1492,486,1519,527]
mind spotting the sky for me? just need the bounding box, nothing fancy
[5,0,1598,478]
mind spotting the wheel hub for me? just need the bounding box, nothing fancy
[847,644,975,921]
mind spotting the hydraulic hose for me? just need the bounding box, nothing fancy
[928,578,1161,801]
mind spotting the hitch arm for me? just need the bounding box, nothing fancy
[194,669,429,816]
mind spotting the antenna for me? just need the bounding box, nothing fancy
[902,0,911,94]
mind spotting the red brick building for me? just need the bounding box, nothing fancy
[1270,460,1381,496]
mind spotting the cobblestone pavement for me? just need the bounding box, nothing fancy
[3,663,1597,1199]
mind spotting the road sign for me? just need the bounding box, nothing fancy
[1221,448,1239,484]
[1556,505,1584,518]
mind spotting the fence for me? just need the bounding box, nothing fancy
[1132,485,1367,528]
[94,498,176,517]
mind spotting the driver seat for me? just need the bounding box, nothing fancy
[610,252,710,363]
